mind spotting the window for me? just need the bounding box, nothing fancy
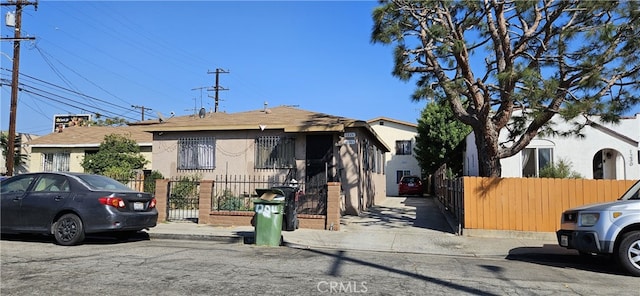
[396,140,412,155]
[43,152,70,172]
[255,136,295,169]
[178,137,215,170]
[33,175,70,192]
[522,148,553,177]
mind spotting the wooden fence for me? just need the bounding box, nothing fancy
[462,177,636,232]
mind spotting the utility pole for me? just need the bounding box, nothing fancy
[1,0,37,176]
[131,105,151,121]
[207,68,228,113]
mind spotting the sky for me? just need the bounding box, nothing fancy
[1,1,425,136]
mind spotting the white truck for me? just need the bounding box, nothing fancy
[556,180,640,277]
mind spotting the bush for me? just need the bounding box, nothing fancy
[539,159,583,179]
[217,189,249,211]
[144,170,164,193]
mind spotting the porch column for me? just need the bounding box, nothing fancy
[198,180,214,224]
[155,179,170,222]
[326,182,341,231]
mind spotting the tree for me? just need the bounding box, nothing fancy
[414,101,471,176]
[88,114,129,126]
[81,133,148,178]
[372,1,640,177]
[1,132,27,173]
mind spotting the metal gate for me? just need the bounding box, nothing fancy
[167,180,200,222]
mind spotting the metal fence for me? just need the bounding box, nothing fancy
[167,179,200,222]
[211,174,327,215]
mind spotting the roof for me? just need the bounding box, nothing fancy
[27,126,153,148]
[367,117,417,128]
[135,106,390,152]
[137,106,360,132]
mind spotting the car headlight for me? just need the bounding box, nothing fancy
[580,213,600,226]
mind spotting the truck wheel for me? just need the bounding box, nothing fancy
[617,231,640,277]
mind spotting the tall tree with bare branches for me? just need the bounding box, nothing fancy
[372,0,640,177]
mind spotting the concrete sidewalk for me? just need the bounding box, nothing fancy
[145,196,573,258]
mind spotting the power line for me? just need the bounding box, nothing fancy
[1,0,38,176]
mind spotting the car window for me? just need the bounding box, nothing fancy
[401,177,419,184]
[33,175,70,192]
[0,175,36,194]
[76,174,133,191]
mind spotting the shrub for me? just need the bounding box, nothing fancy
[539,159,583,179]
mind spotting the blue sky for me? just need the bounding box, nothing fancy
[1,1,424,135]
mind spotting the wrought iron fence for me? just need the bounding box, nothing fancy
[167,179,200,222]
[211,174,327,215]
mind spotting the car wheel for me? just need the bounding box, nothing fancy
[617,231,640,277]
[53,213,85,246]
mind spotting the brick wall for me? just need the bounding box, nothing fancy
[155,179,170,222]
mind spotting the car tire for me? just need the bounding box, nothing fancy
[53,213,85,246]
[617,231,640,277]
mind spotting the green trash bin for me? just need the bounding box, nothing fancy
[253,198,285,246]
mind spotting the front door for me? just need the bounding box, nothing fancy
[305,135,334,183]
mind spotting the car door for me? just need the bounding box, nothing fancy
[1,175,37,231]
[19,174,72,232]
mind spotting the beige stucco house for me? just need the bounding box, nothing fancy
[140,106,390,215]
[26,126,153,173]
[1,132,39,175]
[368,117,421,196]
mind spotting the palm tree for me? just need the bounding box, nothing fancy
[1,132,28,172]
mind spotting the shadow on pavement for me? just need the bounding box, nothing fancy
[308,248,499,296]
[505,245,631,277]
[0,231,150,245]
[343,196,455,234]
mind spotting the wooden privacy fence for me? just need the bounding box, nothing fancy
[462,177,636,233]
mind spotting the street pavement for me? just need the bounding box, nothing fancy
[146,195,574,258]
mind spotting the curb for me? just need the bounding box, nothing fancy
[147,232,245,244]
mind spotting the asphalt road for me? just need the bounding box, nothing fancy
[1,235,638,296]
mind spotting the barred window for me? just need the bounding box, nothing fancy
[396,140,412,155]
[255,136,295,169]
[178,137,215,170]
[43,152,70,172]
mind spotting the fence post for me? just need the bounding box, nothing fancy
[198,180,214,224]
[326,182,341,231]
[155,179,170,222]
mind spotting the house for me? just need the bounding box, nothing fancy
[464,112,640,180]
[367,117,421,196]
[1,132,39,175]
[26,126,153,173]
[141,106,390,215]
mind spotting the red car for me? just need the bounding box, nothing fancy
[398,175,424,196]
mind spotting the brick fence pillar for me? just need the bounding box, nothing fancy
[325,182,341,231]
[198,180,214,224]
[155,179,170,222]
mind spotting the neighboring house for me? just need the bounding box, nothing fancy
[464,112,640,180]
[141,106,390,215]
[368,117,421,196]
[26,126,153,173]
[1,132,39,175]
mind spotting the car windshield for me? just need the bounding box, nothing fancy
[620,180,640,200]
[76,174,134,191]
